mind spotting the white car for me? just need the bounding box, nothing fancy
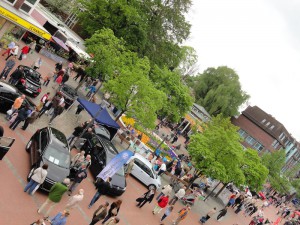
[128,154,161,190]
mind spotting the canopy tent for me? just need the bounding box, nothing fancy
[77,98,120,140]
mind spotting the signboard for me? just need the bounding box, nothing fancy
[0,6,51,40]
[97,150,134,181]
[0,136,15,160]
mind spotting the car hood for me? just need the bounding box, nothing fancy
[43,158,69,182]
[111,173,126,189]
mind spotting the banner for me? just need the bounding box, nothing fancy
[97,150,134,180]
[0,6,51,40]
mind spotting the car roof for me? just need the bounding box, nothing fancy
[0,81,18,93]
[132,154,153,168]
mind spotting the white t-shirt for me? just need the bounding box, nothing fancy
[160,163,166,171]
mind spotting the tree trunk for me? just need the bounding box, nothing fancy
[214,182,228,198]
[204,181,221,201]
[115,110,124,122]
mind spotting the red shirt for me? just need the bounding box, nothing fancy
[21,46,29,54]
[56,75,63,84]
[158,196,169,208]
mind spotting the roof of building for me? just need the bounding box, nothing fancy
[242,105,295,147]
[191,103,211,123]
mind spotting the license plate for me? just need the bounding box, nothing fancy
[26,89,33,93]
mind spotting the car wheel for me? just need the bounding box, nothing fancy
[27,167,35,181]
[148,184,156,190]
[25,140,32,152]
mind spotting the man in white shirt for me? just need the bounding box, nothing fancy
[157,162,166,176]
[169,186,186,205]
[6,44,19,60]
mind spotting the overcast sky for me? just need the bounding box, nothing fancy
[187,0,300,141]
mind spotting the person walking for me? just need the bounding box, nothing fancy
[153,195,169,215]
[102,200,122,224]
[24,164,48,195]
[65,189,84,210]
[6,94,25,119]
[9,106,30,130]
[70,151,85,168]
[88,177,112,208]
[38,99,52,118]
[55,61,63,72]
[62,72,69,85]
[125,159,135,178]
[38,178,70,216]
[8,65,24,85]
[136,188,155,208]
[67,124,84,146]
[33,57,42,70]
[47,210,70,225]
[200,207,217,223]
[5,44,19,60]
[29,40,36,53]
[49,103,65,125]
[18,45,29,60]
[172,206,190,225]
[157,161,167,176]
[169,187,186,206]
[160,206,174,222]
[1,56,16,80]
[90,202,109,225]
[103,217,120,225]
[86,83,97,97]
[2,41,15,57]
[217,207,228,221]
[22,107,38,130]
[52,71,64,89]
[157,184,172,200]
[38,92,50,110]
[171,135,178,144]
[75,104,84,115]
[48,93,61,115]
[68,165,87,195]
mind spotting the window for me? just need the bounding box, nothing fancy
[279,132,286,140]
[20,0,39,14]
[40,130,48,151]
[261,119,266,124]
[65,13,79,29]
[142,165,153,178]
[245,136,256,145]
[253,142,264,152]
[270,125,275,130]
[272,140,280,149]
[238,129,247,138]
[134,159,144,168]
[266,122,270,126]
[5,0,16,5]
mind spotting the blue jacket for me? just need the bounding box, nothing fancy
[50,212,67,225]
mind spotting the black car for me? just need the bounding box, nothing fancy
[58,84,78,109]
[25,127,71,191]
[15,65,42,98]
[0,81,36,113]
[81,133,126,196]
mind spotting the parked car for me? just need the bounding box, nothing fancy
[79,132,126,196]
[0,81,36,113]
[25,127,71,191]
[58,84,78,109]
[15,65,42,98]
[127,154,161,190]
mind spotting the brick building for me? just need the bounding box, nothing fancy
[231,106,299,168]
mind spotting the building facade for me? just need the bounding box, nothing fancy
[231,106,299,164]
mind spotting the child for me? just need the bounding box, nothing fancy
[43,75,50,86]
[161,206,173,222]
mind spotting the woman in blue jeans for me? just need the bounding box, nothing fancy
[88,177,112,208]
[24,164,48,195]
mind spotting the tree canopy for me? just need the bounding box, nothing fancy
[186,66,249,117]
[103,51,166,128]
[76,0,192,68]
[150,66,193,122]
[262,150,291,194]
[188,115,246,185]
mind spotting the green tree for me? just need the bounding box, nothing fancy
[262,150,291,194]
[42,0,77,16]
[242,149,269,190]
[187,66,249,117]
[84,28,126,80]
[104,52,166,128]
[175,46,199,80]
[188,115,245,186]
[76,0,192,68]
[150,66,194,122]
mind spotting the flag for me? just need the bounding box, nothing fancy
[97,150,134,180]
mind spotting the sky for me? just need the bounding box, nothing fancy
[186,0,300,141]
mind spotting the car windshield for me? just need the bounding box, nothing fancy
[24,67,41,82]
[62,86,77,97]
[44,146,70,168]
[51,129,68,145]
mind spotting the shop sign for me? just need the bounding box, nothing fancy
[0,6,51,40]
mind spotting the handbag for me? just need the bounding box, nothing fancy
[6,109,13,115]
[136,197,143,203]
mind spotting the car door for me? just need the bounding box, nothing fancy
[141,164,155,186]
[0,90,17,113]
[132,158,145,181]
[90,143,106,177]
[32,129,48,165]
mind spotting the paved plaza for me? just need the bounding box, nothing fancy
[0,45,283,225]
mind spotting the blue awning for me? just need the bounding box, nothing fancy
[77,98,120,129]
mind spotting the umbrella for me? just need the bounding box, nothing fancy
[51,36,69,51]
